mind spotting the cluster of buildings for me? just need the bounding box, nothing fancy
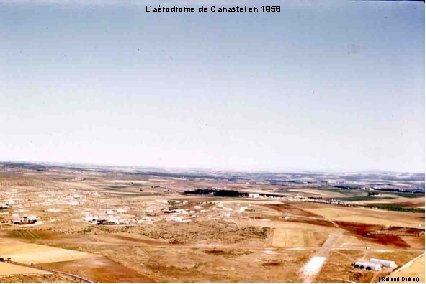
[1,189,38,225]
[183,188,352,206]
[0,187,87,226]
[247,193,286,200]
[77,198,257,226]
[82,207,134,225]
[353,258,397,271]
[11,214,39,225]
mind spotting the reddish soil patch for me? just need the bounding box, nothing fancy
[40,257,154,283]
[252,216,267,219]
[262,261,282,267]
[262,204,320,218]
[369,234,410,247]
[336,222,410,248]
[385,227,424,236]
[203,249,225,255]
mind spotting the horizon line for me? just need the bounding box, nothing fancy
[0,159,424,175]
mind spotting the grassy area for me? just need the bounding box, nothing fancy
[335,195,394,202]
[323,187,424,201]
[321,187,360,195]
[389,192,425,198]
[363,203,425,213]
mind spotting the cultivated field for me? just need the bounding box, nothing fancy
[0,165,424,282]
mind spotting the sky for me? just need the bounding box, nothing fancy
[0,0,424,173]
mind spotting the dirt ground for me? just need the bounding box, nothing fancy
[0,236,90,265]
[0,273,78,283]
[0,168,424,282]
[270,227,328,248]
[0,262,50,276]
[40,257,153,283]
[388,254,425,283]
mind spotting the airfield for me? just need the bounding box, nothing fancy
[0,164,424,282]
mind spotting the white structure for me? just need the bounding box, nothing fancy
[83,215,99,224]
[0,203,10,209]
[47,208,62,213]
[116,208,128,214]
[168,216,191,223]
[137,217,153,224]
[369,258,397,268]
[12,214,39,225]
[353,261,382,271]
[239,206,248,213]
[106,217,119,224]
[68,200,79,206]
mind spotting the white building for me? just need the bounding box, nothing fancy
[83,215,99,224]
[0,203,10,209]
[239,206,248,213]
[116,208,128,214]
[369,258,397,269]
[353,261,381,271]
[12,214,38,225]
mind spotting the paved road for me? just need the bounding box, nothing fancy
[300,232,343,283]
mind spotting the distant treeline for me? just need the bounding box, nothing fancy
[364,203,425,213]
[183,188,248,197]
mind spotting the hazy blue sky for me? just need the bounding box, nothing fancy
[0,0,424,172]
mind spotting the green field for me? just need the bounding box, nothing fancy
[363,203,425,213]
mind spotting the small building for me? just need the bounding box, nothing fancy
[137,217,153,225]
[369,258,397,268]
[106,217,119,224]
[83,215,99,224]
[97,217,119,225]
[116,208,128,214]
[0,203,10,210]
[239,206,248,213]
[12,215,38,225]
[353,261,382,271]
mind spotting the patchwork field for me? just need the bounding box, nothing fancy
[303,205,424,227]
[0,166,424,282]
[270,227,328,248]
